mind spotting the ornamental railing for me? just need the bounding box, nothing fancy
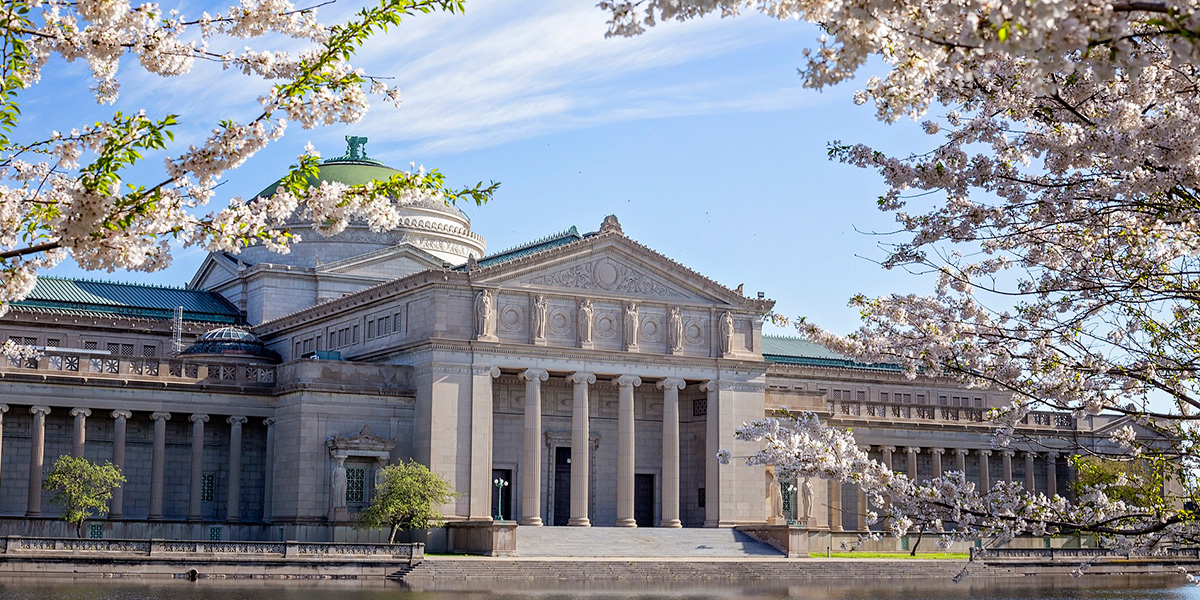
[0,351,274,387]
[970,547,1200,561]
[0,536,422,564]
[830,400,1073,430]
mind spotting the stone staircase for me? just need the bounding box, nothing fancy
[514,526,783,558]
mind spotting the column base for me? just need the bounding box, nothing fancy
[520,517,543,526]
[660,519,682,528]
[567,517,591,527]
[615,518,637,527]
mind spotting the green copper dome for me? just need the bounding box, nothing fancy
[254,160,404,199]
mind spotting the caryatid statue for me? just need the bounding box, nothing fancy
[719,310,734,355]
[801,478,814,521]
[624,301,639,347]
[578,299,594,344]
[475,289,495,339]
[532,294,548,340]
[667,306,684,353]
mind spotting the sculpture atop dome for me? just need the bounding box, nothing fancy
[324,135,383,166]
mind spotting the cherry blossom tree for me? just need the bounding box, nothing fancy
[0,0,496,310]
[603,0,1200,562]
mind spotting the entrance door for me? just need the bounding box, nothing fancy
[634,473,654,527]
[491,468,513,521]
[553,447,571,526]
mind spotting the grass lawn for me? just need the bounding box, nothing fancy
[826,552,970,559]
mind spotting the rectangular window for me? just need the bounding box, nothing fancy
[89,523,103,539]
[379,316,390,335]
[917,394,926,405]
[302,339,313,353]
[879,392,889,402]
[295,341,302,357]
[975,397,984,408]
[201,473,215,502]
[209,527,222,541]
[84,340,97,350]
[856,390,866,401]
[45,338,60,348]
[395,311,404,333]
[897,393,912,403]
[107,343,120,355]
[121,344,134,356]
[939,395,948,406]
[367,320,375,340]
[352,325,359,344]
[698,487,706,509]
[692,398,707,417]
[142,345,156,357]
[22,336,36,345]
[346,468,366,503]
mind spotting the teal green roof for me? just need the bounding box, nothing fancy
[10,277,243,324]
[467,226,585,269]
[763,335,900,372]
[255,160,404,199]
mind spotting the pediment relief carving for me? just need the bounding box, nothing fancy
[523,256,690,300]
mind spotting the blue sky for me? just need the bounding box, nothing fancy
[37,0,940,337]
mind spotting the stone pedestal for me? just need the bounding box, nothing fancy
[445,520,517,556]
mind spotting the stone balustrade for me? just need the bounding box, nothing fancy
[968,546,1187,560]
[0,536,423,563]
[830,400,1073,430]
[0,351,275,387]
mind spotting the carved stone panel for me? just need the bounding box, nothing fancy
[524,257,689,300]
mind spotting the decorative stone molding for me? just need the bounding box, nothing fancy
[526,257,686,300]
[544,430,601,451]
[473,365,502,378]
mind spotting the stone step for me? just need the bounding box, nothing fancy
[514,526,782,558]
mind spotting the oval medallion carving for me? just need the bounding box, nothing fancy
[596,313,617,338]
[500,305,523,331]
[549,309,570,335]
[684,320,704,345]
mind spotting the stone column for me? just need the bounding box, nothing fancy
[569,372,596,526]
[905,446,920,480]
[188,414,209,521]
[829,478,843,532]
[658,377,685,528]
[110,410,131,518]
[1001,450,1014,483]
[1047,452,1059,497]
[1023,452,1036,491]
[469,366,502,520]
[977,449,991,492]
[703,381,720,527]
[227,416,247,522]
[616,374,642,527]
[149,412,171,520]
[954,448,968,475]
[930,448,945,478]
[263,418,276,522]
[70,408,91,457]
[881,446,896,473]
[521,368,548,526]
[27,406,50,517]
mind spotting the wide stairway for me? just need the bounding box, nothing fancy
[514,526,783,558]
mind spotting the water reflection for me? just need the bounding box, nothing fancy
[0,576,1198,600]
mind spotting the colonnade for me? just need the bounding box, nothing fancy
[517,369,699,528]
[1,404,273,520]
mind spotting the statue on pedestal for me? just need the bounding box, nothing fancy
[532,294,548,340]
[578,299,594,345]
[624,302,639,347]
[801,478,814,521]
[475,289,495,340]
[667,306,683,353]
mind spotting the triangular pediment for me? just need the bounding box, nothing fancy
[470,232,757,308]
[317,243,444,280]
[189,252,241,291]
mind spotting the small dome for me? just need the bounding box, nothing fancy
[183,327,280,362]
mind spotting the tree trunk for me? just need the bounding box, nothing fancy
[909,531,923,556]
[389,524,399,544]
[77,520,85,539]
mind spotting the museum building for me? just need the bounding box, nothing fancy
[0,142,1148,546]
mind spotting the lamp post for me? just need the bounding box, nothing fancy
[493,477,509,521]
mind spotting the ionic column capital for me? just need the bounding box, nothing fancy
[263,417,277,427]
[227,415,248,426]
[1022,451,1038,459]
[657,377,686,391]
[111,410,132,420]
[0,404,7,414]
[151,411,171,422]
[70,407,91,418]
[1047,451,1061,459]
[953,448,970,456]
[977,449,992,457]
[474,365,501,378]
[522,368,549,382]
[1001,449,1015,457]
[616,374,642,388]
[30,406,50,416]
[571,372,596,385]
[189,413,210,424]
[881,445,896,453]
[930,447,946,455]
[904,446,921,454]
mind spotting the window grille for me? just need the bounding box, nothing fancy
[84,340,97,350]
[107,343,120,355]
[201,473,215,502]
[45,338,60,348]
[346,468,366,503]
[692,398,707,417]
[142,345,156,357]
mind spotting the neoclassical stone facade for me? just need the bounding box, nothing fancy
[0,149,1154,544]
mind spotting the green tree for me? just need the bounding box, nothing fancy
[356,459,459,544]
[44,455,126,538]
[1073,455,1170,510]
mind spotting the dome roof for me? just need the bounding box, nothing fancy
[183,326,281,362]
[235,136,486,269]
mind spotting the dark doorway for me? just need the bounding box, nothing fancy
[491,468,513,521]
[635,473,654,527]
[553,447,571,526]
